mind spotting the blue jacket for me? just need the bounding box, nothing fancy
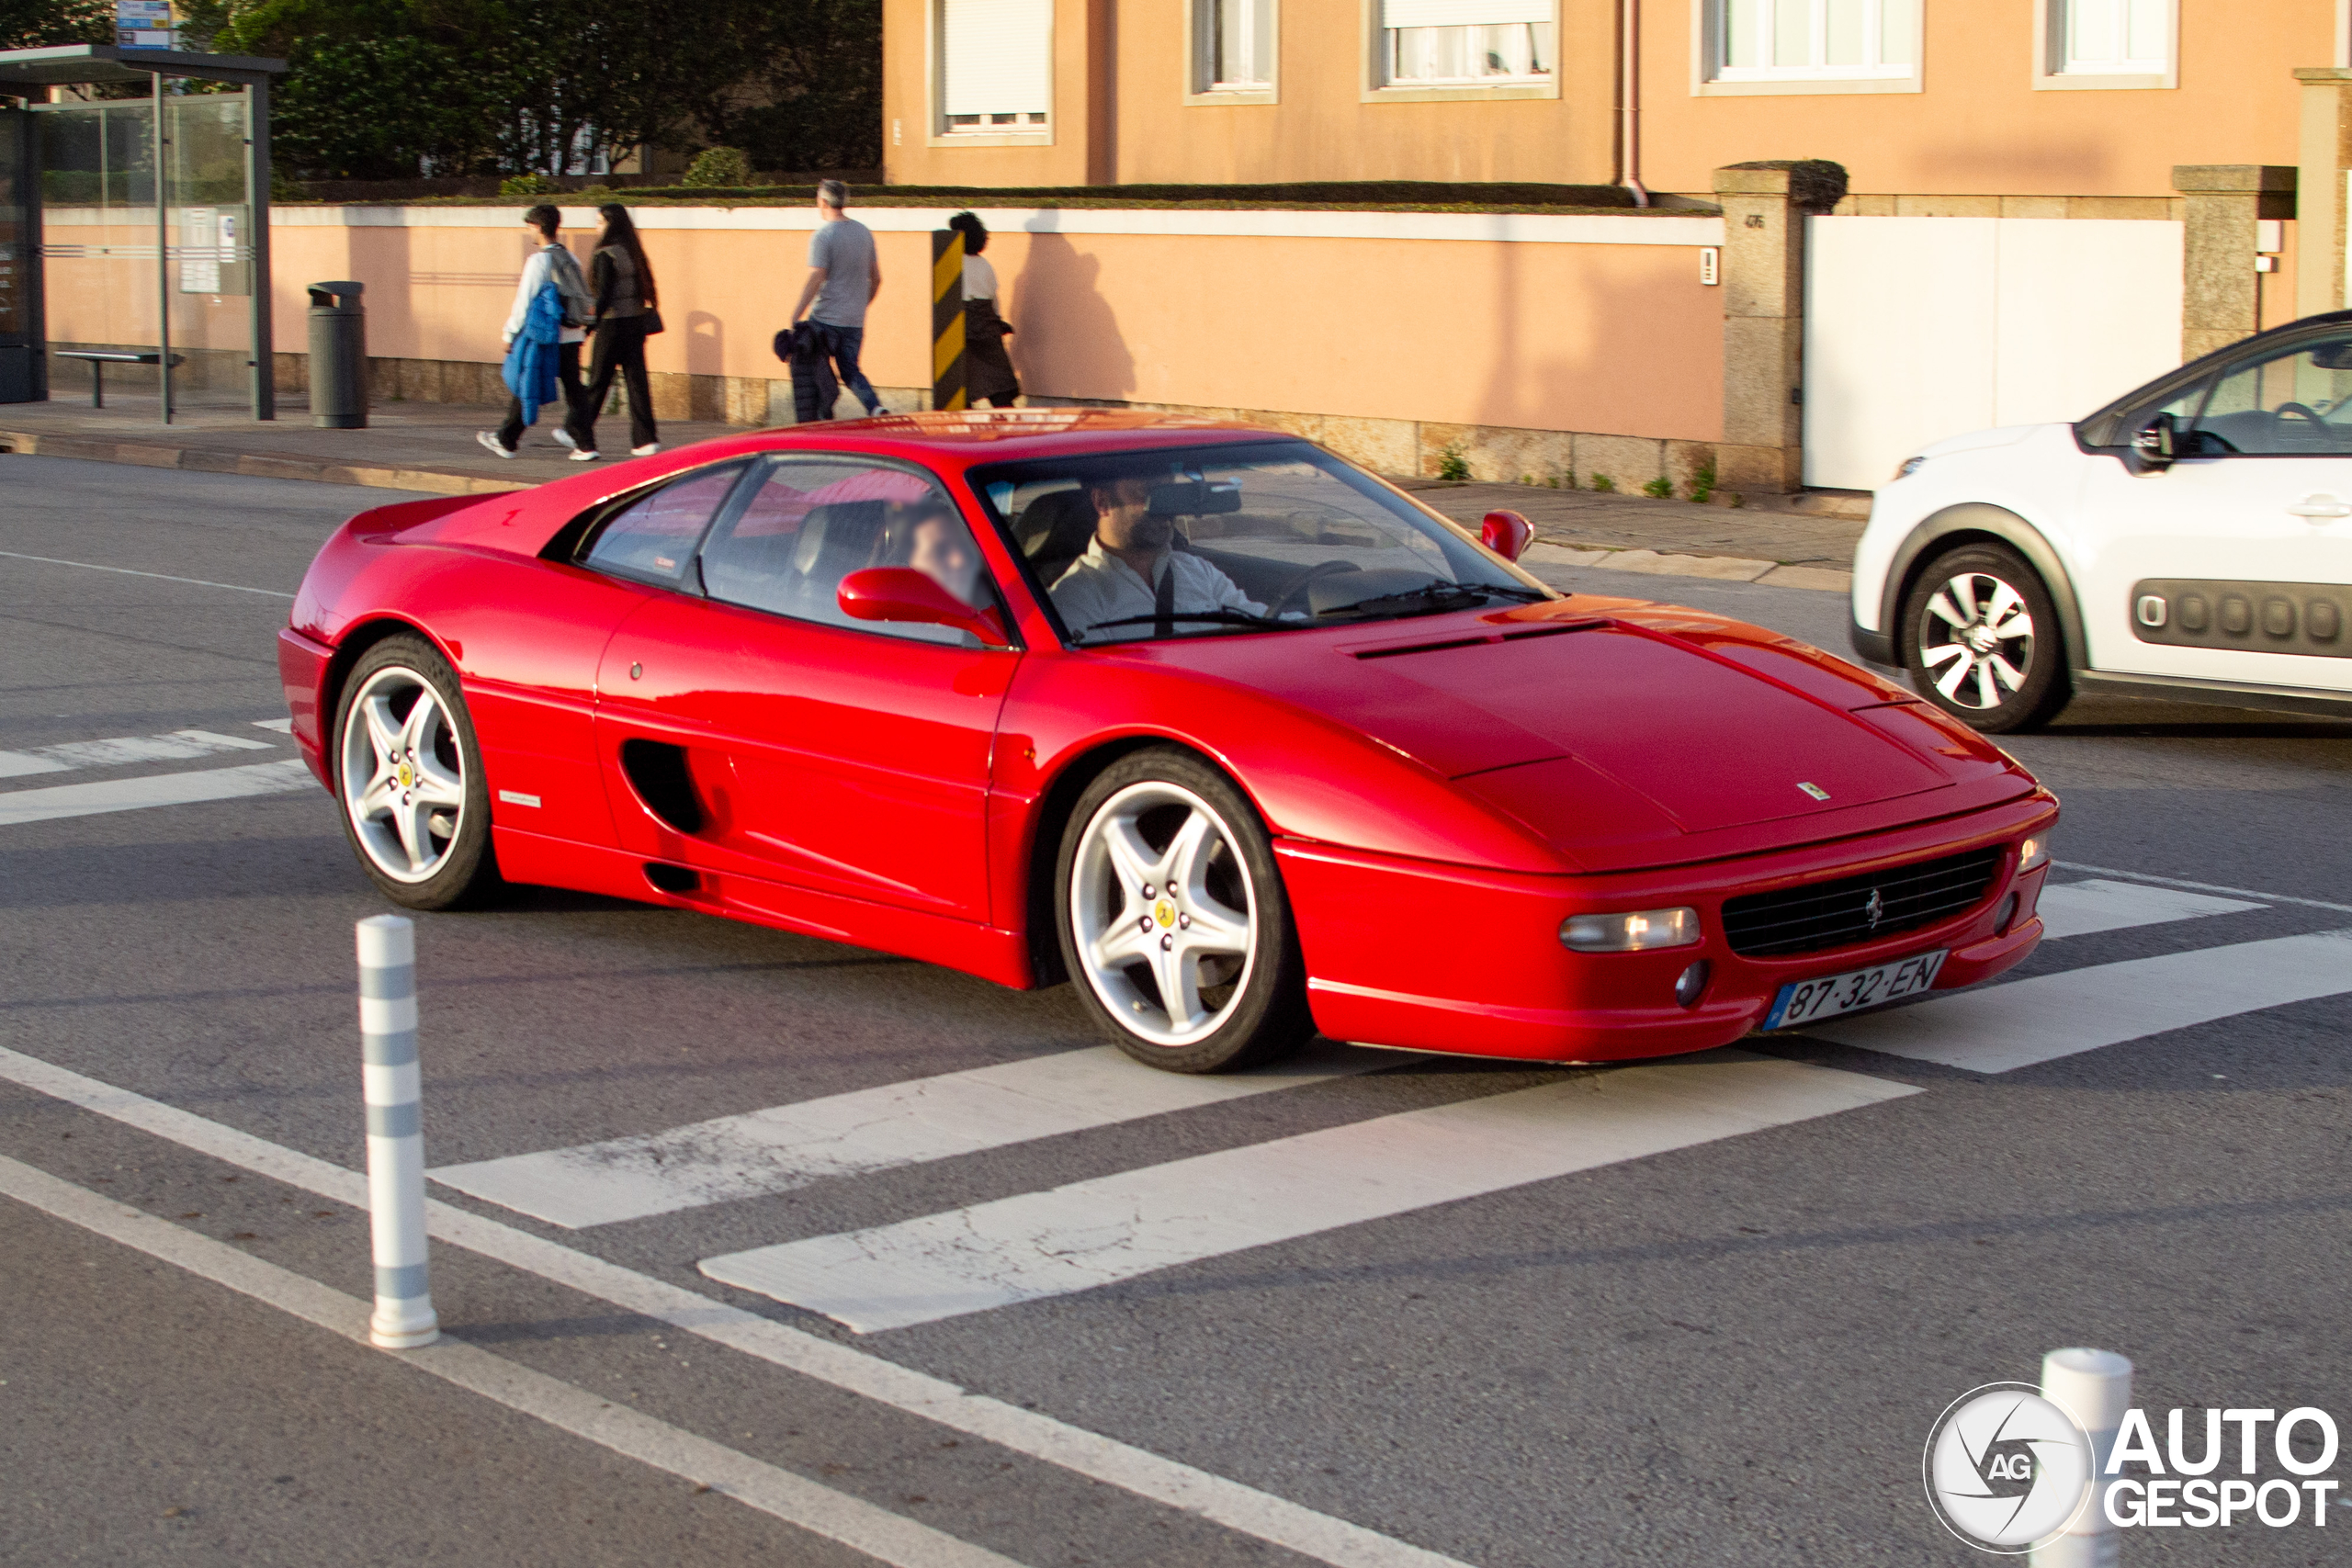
[501,280,563,411]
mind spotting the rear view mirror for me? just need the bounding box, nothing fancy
[1481,509,1535,562]
[2132,412,2178,468]
[1148,480,1242,516]
[837,568,1010,647]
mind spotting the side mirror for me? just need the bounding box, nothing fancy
[1481,509,1535,562]
[2132,412,2178,468]
[837,568,1010,647]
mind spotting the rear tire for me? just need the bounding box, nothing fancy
[333,635,503,909]
[1900,543,2071,733]
[1055,748,1314,1073]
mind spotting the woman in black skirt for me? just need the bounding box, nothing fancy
[947,211,1020,409]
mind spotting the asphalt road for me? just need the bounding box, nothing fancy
[3,452,2348,1567]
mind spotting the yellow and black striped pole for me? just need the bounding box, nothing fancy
[931,229,967,412]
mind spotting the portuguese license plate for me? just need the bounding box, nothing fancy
[1763,949,1948,1030]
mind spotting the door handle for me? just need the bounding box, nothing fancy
[2287,493,2351,519]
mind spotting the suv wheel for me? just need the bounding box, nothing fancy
[1900,543,2071,733]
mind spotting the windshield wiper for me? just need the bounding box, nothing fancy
[1080,608,1286,637]
[1319,579,1552,617]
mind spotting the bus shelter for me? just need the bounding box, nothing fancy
[0,44,286,423]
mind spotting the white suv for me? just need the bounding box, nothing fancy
[1850,310,2352,732]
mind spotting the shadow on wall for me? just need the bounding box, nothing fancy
[687,310,724,377]
[1006,233,1135,402]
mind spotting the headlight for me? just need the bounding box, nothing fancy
[1560,908,1701,952]
[2018,834,2051,872]
[1892,455,1927,481]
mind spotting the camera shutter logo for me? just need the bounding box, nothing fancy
[1923,1382,2096,1551]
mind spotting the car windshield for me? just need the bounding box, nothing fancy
[968,440,1552,644]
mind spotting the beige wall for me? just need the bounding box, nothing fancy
[243,209,1719,443]
[1645,2,2333,199]
[888,0,2339,202]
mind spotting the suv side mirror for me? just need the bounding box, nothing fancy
[2132,412,2178,469]
[837,568,1010,647]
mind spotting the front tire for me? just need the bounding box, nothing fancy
[1055,749,1313,1073]
[1900,543,2071,733]
[333,635,503,909]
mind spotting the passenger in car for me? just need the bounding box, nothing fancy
[1048,475,1266,637]
[886,498,987,607]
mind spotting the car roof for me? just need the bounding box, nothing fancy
[731,409,1305,468]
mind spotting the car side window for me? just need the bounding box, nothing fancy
[697,458,1001,644]
[579,462,752,588]
[2189,337,2352,457]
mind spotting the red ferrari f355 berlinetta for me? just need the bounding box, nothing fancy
[281,411,2058,1072]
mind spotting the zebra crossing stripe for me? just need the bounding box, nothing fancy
[1807,929,2352,1073]
[431,1041,1406,1229]
[0,757,314,828]
[0,726,275,780]
[2033,878,2262,941]
[697,1053,1916,1334]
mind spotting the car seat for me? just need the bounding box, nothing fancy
[783,501,887,623]
[1017,489,1100,585]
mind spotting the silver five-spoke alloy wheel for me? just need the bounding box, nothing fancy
[1918,569,2035,713]
[1069,780,1259,1048]
[340,663,468,883]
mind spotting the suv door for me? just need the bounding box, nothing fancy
[2075,333,2352,693]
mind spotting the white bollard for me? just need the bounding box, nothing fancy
[358,914,438,1349]
[2032,1347,2133,1568]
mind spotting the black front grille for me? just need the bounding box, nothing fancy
[1721,847,2004,958]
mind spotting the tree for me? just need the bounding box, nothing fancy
[0,0,110,49]
[691,0,880,174]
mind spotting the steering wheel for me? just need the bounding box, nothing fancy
[1273,560,1362,618]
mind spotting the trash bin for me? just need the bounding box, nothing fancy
[308,281,368,430]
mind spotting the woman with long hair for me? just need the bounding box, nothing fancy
[948,210,1020,409]
[561,204,661,458]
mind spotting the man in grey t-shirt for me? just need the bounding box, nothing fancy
[791,179,884,417]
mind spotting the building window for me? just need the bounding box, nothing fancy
[1709,0,1916,83]
[938,0,1051,135]
[1198,0,1276,90]
[1378,0,1553,86]
[2052,0,2169,76]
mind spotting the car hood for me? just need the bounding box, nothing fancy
[1152,599,2033,871]
[1918,423,2055,461]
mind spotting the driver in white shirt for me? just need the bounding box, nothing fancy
[1048,475,1266,638]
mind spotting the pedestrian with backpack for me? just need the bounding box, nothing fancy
[477,204,593,458]
[562,204,663,460]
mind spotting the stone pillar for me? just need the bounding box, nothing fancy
[1713,160,1845,494]
[2173,164,2298,361]
[2294,68,2352,321]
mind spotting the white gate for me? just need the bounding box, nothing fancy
[1802,216,2186,491]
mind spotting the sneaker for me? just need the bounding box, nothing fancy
[552,429,579,451]
[630,442,661,457]
[475,431,516,458]
[569,447,601,462]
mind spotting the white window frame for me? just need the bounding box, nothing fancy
[1187,0,1280,105]
[2032,0,2178,91]
[928,0,1055,147]
[1690,0,1923,97]
[1361,0,1559,104]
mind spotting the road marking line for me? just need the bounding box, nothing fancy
[0,1044,1473,1568]
[0,1154,1026,1568]
[1807,930,2352,1073]
[0,726,276,780]
[699,1054,1917,1335]
[2036,878,2262,942]
[252,717,295,733]
[0,757,312,828]
[0,547,296,598]
[434,1042,1402,1229]
[2054,859,2352,918]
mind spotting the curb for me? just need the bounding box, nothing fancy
[1524,541,1851,594]
[0,429,528,498]
[2,426,1855,594]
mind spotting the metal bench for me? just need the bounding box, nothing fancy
[53,350,188,410]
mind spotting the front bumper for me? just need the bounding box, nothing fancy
[1280,790,2058,1063]
[1849,616,1896,669]
[277,626,335,789]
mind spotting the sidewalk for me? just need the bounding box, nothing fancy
[0,397,1862,589]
